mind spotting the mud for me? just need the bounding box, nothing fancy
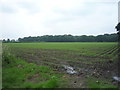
[113,76,120,82]
[10,48,118,88]
[62,65,77,74]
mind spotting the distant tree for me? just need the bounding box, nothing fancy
[11,39,16,43]
[2,39,6,43]
[96,35,103,42]
[6,39,10,43]
[16,33,117,42]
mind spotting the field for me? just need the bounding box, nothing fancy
[2,42,119,88]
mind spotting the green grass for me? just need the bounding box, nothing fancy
[85,77,117,88]
[4,42,118,58]
[5,42,117,50]
[2,42,119,88]
[2,52,63,88]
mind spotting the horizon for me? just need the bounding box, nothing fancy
[2,32,117,40]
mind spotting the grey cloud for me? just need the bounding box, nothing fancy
[54,9,90,17]
[18,2,34,9]
[53,2,116,16]
[17,2,41,14]
[49,2,117,24]
[1,0,117,39]
[0,4,17,13]
[44,3,117,36]
[53,7,93,16]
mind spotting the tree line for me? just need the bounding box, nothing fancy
[2,33,118,43]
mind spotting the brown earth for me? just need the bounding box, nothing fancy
[10,47,119,88]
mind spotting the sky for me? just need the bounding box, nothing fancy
[0,0,119,40]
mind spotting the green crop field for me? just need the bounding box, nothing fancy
[2,42,119,88]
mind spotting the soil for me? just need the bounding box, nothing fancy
[10,47,119,88]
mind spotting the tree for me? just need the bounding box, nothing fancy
[11,39,16,43]
[2,39,6,43]
[13,33,117,42]
[115,22,120,42]
[115,23,120,31]
[6,39,10,43]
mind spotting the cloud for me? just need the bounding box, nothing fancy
[44,2,117,35]
[0,3,17,13]
[17,2,41,14]
[0,0,118,39]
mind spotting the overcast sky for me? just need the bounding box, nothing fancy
[0,0,119,40]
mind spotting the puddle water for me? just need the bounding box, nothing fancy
[113,76,120,82]
[63,65,77,74]
[78,68,88,72]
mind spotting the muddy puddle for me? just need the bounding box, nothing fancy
[62,64,91,75]
[113,76,120,82]
[62,65,77,74]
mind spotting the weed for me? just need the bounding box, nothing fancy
[2,52,63,88]
[85,77,117,88]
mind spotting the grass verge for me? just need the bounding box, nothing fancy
[2,52,64,88]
